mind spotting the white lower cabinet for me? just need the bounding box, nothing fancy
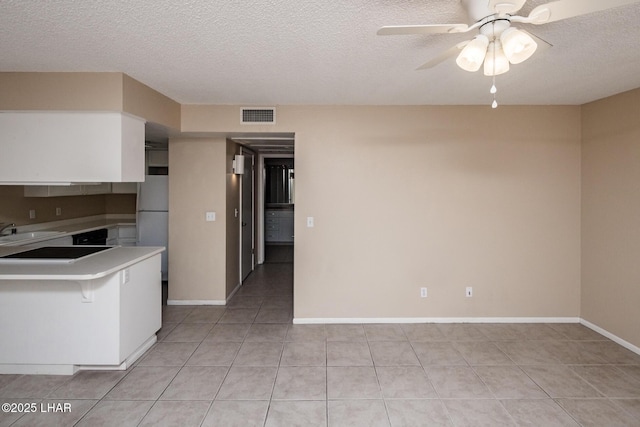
[117,225,137,246]
[265,210,294,243]
[0,252,161,374]
[107,226,118,246]
[108,225,137,246]
[10,226,135,248]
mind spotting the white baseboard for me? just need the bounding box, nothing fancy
[166,283,242,307]
[0,335,158,375]
[580,319,640,356]
[292,316,639,356]
[167,299,226,306]
[293,317,581,325]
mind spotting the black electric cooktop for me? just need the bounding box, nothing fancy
[1,246,113,260]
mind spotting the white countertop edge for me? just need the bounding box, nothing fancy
[0,247,164,281]
[0,215,136,246]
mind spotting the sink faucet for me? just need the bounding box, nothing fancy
[0,223,16,236]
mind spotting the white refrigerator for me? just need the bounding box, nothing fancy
[137,175,168,280]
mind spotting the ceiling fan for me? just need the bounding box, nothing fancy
[378,0,640,107]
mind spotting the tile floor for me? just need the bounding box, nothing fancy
[2,251,640,426]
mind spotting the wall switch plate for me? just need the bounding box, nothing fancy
[56,207,62,216]
[205,211,216,222]
[420,287,428,298]
[29,209,36,219]
[306,217,314,228]
[466,287,473,297]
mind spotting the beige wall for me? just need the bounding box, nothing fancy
[0,72,123,111]
[104,194,137,215]
[168,138,228,301]
[167,137,241,302]
[180,105,582,319]
[0,72,180,130]
[581,88,640,347]
[122,74,181,130]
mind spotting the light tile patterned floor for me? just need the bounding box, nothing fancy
[1,256,640,426]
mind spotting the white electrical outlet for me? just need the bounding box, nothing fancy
[121,269,130,285]
[205,211,216,222]
[29,209,36,219]
[420,287,428,298]
[56,207,62,216]
[306,217,314,228]
[466,287,473,297]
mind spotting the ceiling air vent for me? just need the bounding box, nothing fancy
[241,108,276,124]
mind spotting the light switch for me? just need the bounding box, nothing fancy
[205,211,216,222]
[306,217,314,228]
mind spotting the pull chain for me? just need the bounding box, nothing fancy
[491,74,498,108]
[491,23,498,109]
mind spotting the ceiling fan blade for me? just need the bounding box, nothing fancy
[377,24,470,35]
[527,0,640,24]
[520,29,552,55]
[489,0,527,15]
[416,41,469,70]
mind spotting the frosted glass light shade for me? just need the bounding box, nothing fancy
[501,27,537,64]
[456,35,489,72]
[484,41,510,76]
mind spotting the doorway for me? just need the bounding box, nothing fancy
[232,134,294,285]
[263,157,294,263]
[257,153,294,265]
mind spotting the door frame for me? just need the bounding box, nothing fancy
[239,147,255,283]
[256,152,294,264]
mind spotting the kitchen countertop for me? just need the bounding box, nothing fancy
[49,218,135,234]
[0,245,163,281]
[0,215,136,246]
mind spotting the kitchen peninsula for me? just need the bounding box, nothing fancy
[0,245,164,375]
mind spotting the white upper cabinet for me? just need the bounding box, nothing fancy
[0,111,146,184]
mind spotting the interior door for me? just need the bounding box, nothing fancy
[241,153,254,281]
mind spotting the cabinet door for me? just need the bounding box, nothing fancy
[111,182,138,194]
[265,211,278,242]
[24,185,82,197]
[117,225,137,246]
[279,214,294,242]
[265,210,294,243]
[83,183,112,194]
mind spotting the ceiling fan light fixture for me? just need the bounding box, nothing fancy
[456,34,489,72]
[483,41,510,76]
[500,27,537,64]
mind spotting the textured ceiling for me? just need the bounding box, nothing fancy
[1,0,640,106]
